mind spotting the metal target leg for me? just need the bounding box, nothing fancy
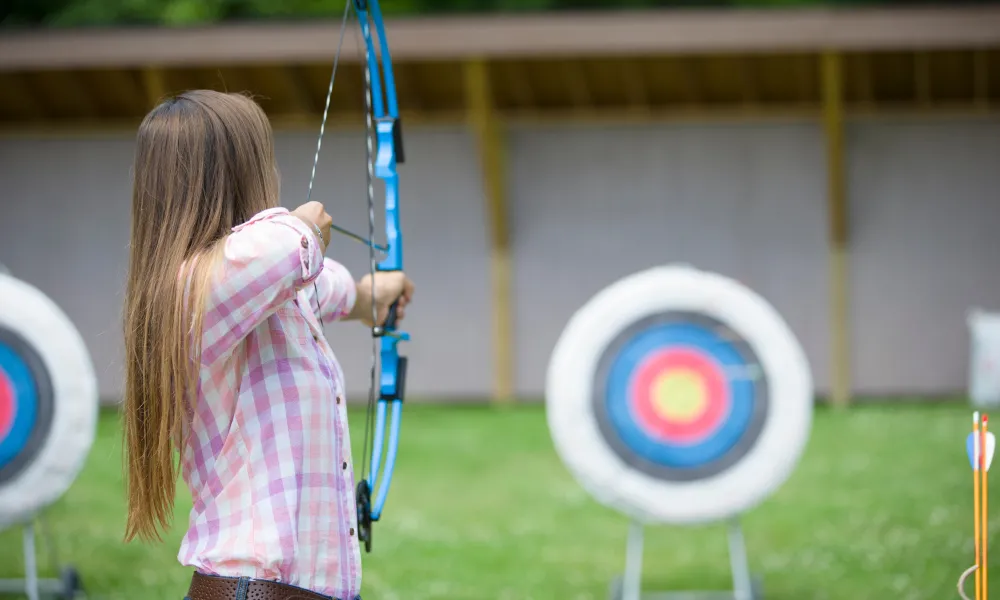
[622,521,645,600]
[727,519,754,600]
[0,521,84,599]
[24,522,40,600]
[608,519,763,600]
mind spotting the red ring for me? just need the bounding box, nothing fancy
[0,369,14,440]
[629,348,729,444]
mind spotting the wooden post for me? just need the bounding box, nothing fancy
[464,58,514,405]
[141,68,166,108]
[821,51,851,408]
[974,49,990,111]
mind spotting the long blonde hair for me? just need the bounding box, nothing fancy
[122,90,279,542]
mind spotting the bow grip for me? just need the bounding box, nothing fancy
[384,298,400,331]
[375,296,408,404]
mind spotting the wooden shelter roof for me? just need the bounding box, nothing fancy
[1,6,999,133]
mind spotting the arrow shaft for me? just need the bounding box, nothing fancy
[976,460,983,600]
[984,419,990,600]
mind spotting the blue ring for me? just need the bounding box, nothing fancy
[0,341,38,471]
[604,322,755,469]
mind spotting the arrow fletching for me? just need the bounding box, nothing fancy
[970,412,982,470]
[969,432,981,470]
[986,431,996,472]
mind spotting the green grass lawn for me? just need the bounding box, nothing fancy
[0,402,992,599]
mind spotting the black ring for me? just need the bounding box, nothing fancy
[0,326,56,485]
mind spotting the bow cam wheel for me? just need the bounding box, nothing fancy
[356,480,373,553]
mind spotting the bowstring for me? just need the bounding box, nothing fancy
[307,0,352,328]
[357,8,380,490]
[308,0,379,487]
[307,0,389,255]
[306,0,352,207]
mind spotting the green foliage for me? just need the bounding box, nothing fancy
[3,0,999,28]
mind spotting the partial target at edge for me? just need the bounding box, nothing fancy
[0,273,98,529]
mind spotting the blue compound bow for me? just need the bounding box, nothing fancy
[306,0,408,553]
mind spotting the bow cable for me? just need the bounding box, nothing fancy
[305,0,388,255]
[358,4,381,516]
[308,0,401,554]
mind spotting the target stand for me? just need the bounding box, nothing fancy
[607,519,762,600]
[546,265,813,600]
[0,270,98,600]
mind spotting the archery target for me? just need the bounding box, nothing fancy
[546,265,812,525]
[0,273,98,529]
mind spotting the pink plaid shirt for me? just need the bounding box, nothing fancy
[177,207,362,598]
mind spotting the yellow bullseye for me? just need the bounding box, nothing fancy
[651,369,707,423]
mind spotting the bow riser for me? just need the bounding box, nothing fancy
[374,123,402,272]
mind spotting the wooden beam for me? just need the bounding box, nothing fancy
[59,72,100,119]
[1,73,46,120]
[213,66,255,96]
[0,109,463,138]
[107,68,147,114]
[795,55,812,104]
[564,61,593,110]
[464,58,514,406]
[740,55,758,107]
[268,65,317,114]
[677,57,702,104]
[8,97,1000,139]
[856,54,874,108]
[503,62,535,109]
[914,52,931,106]
[394,65,421,112]
[974,49,990,110]
[821,51,851,409]
[141,67,167,108]
[620,60,651,114]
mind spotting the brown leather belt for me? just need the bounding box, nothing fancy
[187,571,346,600]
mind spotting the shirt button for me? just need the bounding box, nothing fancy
[342,461,348,470]
[349,528,355,536]
[300,237,309,248]
[336,396,342,404]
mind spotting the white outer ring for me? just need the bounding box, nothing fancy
[0,273,98,529]
[545,265,813,525]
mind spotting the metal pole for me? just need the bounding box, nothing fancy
[727,519,753,600]
[623,521,645,600]
[23,523,40,600]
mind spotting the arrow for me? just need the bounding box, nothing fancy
[966,412,985,600]
[983,415,992,600]
[985,427,996,472]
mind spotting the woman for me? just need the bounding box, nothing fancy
[121,89,413,600]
